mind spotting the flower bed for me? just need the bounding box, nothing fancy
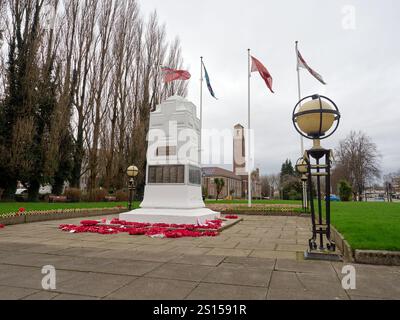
[207,203,303,215]
[59,217,238,239]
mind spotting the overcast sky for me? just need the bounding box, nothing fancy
[140,0,400,177]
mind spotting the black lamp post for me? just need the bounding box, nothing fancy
[292,94,341,259]
[295,157,309,213]
[127,165,139,211]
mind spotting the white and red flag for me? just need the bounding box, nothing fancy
[297,49,327,85]
[251,56,274,93]
[161,67,191,83]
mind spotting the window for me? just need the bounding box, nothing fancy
[148,165,184,184]
[189,166,201,185]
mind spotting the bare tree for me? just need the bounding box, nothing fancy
[69,0,98,188]
[0,0,189,200]
[335,131,381,201]
[0,0,6,95]
[261,174,280,199]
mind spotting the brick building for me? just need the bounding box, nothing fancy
[202,124,262,199]
[393,176,400,196]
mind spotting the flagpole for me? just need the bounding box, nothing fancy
[200,57,204,167]
[247,49,252,208]
[296,41,304,155]
[296,41,308,211]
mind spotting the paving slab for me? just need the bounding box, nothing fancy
[250,250,298,260]
[335,264,400,299]
[172,254,225,266]
[223,256,276,270]
[0,285,37,300]
[106,277,197,300]
[0,265,79,290]
[22,291,60,300]
[276,244,309,252]
[167,246,212,255]
[203,263,272,287]
[99,259,162,276]
[55,271,136,298]
[18,244,72,255]
[206,248,251,257]
[275,259,337,275]
[89,249,180,263]
[52,293,100,300]
[186,283,268,300]
[1,252,74,269]
[269,271,305,290]
[145,263,214,282]
[198,241,240,249]
[267,288,349,300]
[236,241,276,250]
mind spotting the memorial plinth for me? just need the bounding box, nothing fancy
[120,95,220,225]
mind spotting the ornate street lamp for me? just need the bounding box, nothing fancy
[127,165,139,211]
[295,157,309,212]
[292,94,341,259]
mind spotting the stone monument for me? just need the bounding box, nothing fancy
[120,95,220,224]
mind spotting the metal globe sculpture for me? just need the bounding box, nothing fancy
[292,94,342,260]
[293,94,341,140]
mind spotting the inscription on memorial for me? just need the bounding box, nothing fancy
[189,166,201,185]
[148,165,185,184]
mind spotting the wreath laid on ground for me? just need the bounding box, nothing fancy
[59,216,239,239]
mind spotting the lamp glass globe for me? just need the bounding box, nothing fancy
[296,159,308,174]
[297,99,335,137]
[127,165,139,178]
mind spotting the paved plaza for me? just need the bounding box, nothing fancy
[0,215,399,300]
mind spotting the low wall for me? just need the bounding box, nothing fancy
[331,226,400,266]
[0,208,128,226]
[331,226,355,262]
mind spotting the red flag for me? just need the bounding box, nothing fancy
[251,56,274,93]
[161,67,191,83]
[297,49,326,85]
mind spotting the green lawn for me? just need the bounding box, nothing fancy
[330,202,400,251]
[208,199,400,251]
[0,201,140,215]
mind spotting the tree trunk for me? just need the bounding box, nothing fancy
[52,177,65,196]
[28,179,40,202]
[1,179,17,200]
[70,118,84,188]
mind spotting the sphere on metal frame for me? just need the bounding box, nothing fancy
[293,94,341,140]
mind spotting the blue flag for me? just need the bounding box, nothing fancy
[203,63,217,99]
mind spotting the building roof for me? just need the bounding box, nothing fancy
[202,167,242,181]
